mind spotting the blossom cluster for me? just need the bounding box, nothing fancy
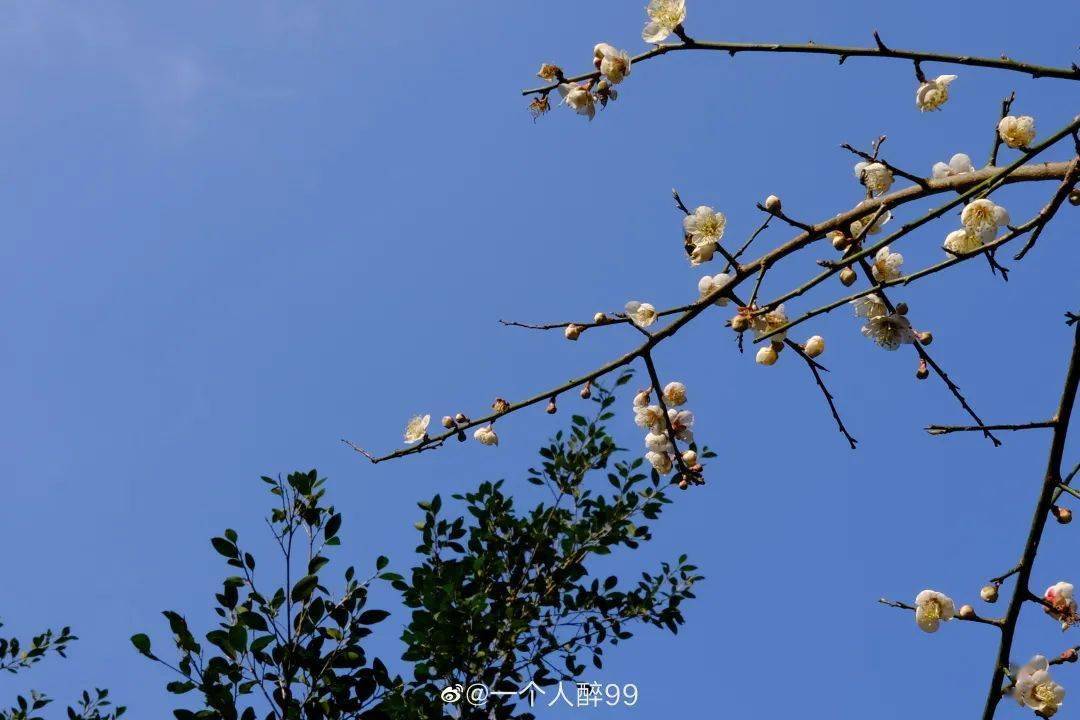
[944,198,1011,255]
[633,382,698,488]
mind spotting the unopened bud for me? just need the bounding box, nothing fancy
[678,478,689,490]
[546,398,557,414]
[916,360,929,380]
[455,412,469,424]
[917,331,933,346]
[895,302,909,315]
[593,312,608,324]
[681,450,698,466]
[959,604,975,619]
[756,345,778,366]
[764,195,782,212]
[804,335,825,358]
[441,415,455,429]
[1052,505,1073,524]
[1061,648,1078,663]
[840,267,857,286]
[731,314,750,333]
[565,323,583,341]
[1069,189,1080,206]
[830,231,851,251]
[580,382,592,399]
[492,398,510,414]
[980,584,999,603]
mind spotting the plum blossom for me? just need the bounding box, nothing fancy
[646,450,673,474]
[804,335,825,358]
[1013,655,1065,717]
[851,293,888,319]
[849,201,892,237]
[755,345,778,366]
[634,404,665,432]
[558,83,596,120]
[633,390,650,408]
[961,198,1010,235]
[642,0,686,43]
[666,408,694,442]
[862,313,917,350]
[915,74,956,111]
[683,205,726,245]
[871,246,904,282]
[943,227,992,255]
[1044,582,1078,630]
[594,43,632,84]
[473,425,499,446]
[698,272,732,306]
[854,161,894,196]
[663,381,687,406]
[752,304,789,343]
[645,431,673,453]
[625,300,658,327]
[914,589,955,632]
[689,240,718,265]
[404,414,431,443]
[932,152,975,179]
[998,115,1036,149]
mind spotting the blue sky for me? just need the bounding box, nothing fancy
[2,1,1079,717]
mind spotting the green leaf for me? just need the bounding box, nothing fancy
[130,634,152,655]
[290,574,319,603]
[358,610,390,625]
[210,537,238,558]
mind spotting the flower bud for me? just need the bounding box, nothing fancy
[1053,505,1073,524]
[756,345,778,366]
[492,398,510,414]
[1070,189,1080,206]
[565,323,583,341]
[731,314,750,333]
[455,412,469,424]
[593,312,608,324]
[546,398,557,414]
[959,604,975,619]
[681,450,698,466]
[580,382,592,399]
[1061,648,1078,663]
[441,415,455,429]
[895,302,909,315]
[916,360,929,380]
[917,331,933,346]
[678,478,689,490]
[804,335,825,358]
[980,584,999,603]
[840,267,857,286]
[830,231,851,251]
[764,194,782,212]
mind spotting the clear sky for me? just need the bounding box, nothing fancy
[2,1,1079,717]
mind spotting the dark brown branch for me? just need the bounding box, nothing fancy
[842,142,930,189]
[1013,156,1080,260]
[927,421,1056,436]
[988,92,1017,167]
[640,351,698,482]
[981,320,1080,719]
[521,41,1080,97]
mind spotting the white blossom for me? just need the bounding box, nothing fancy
[943,227,993,255]
[633,390,651,408]
[645,450,673,474]
[854,161,894,196]
[851,293,888,319]
[683,205,726,245]
[663,381,687,406]
[915,74,956,111]
[625,300,658,327]
[752,304,788,343]
[998,115,1036,149]
[645,431,673,453]
[689,240,718,266]
[932,152,975,179]
[634,404,665,432]
[666,408,694,442]
[1014,655,1066,717]
[642,0,686,43]
[473,425,499,446]
[594,43,632,84]
[681,449,698,466]
[557,83,596,120]
[404,414,431,444]
[1044,582,1078,630]
[849,201,892,237]
[804,335,825,358]
[961,198,1010,234]
[871,246,904,282]
[914,589,955,632]
[862,313,916,350]
[697,273,732,306]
